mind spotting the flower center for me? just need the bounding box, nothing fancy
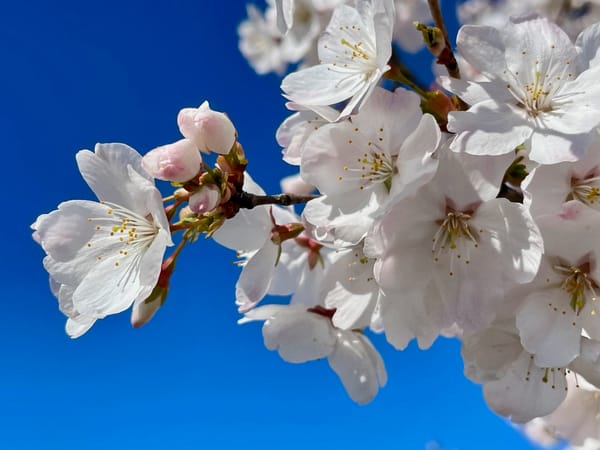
[340,38,370,61]
[553,261,598,315]
[527,361,566,390]
[503,53,575,122]
[341,150,394,191]
[570,173,600,208]
[86,201,158,274]
[432,209,479,274]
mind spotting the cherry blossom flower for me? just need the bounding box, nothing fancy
[213,174,326,312]
[366,150,543,349]
[320,242,380,330]
[515,201,600,368]
[462,319,568,423]
[528,373,600,448]
[239,2,290,75]
[32,143,173,337]
[522,136,600,218]
[239,0,321,75]
[300,86,440,246]
[281,0,395,121]
[276,103,334,165]
[458,0,600,40]
[443,16,600,164]
[240,304,387,404]
[463,318,600,423]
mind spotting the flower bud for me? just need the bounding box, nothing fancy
[142,139,202,182]
[189,184,221,214]
[178,205,194,220]
[174,187,191,201]
[131,286,167,328]
[178,101,236,155]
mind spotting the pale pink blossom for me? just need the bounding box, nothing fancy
[189,185,221,214]
[240,304,387,404]
[443,16,600,164]
[178,101,236,154]
[142,138,201,183]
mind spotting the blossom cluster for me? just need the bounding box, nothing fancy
[33,0,600,448]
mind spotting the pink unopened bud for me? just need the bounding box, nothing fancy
[189,184,221,214]
[178,101,236,155]
[142,139,202,183]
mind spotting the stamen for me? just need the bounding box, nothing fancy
[571,174,600,207]
[431,210,479,272]
[553,262,599,315]
[340,38,370,60]
[84,201,160,288]
[342,150,395,191]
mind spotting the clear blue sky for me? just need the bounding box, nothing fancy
[3,1,555,449]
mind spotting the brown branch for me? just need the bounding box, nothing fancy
[232,191,320,209]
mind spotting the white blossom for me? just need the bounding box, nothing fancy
[281,0,395,121]
[515,201,600,368]
[443,16,600,164]
[32,143,173,337]
[523,134,600,218]
[367,150,543,349]
[240,304,387,404]
[300,86,440,246]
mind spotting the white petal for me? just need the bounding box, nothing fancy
[544,67,600,133]
[576,21,600,70]
[439,77,513,105]
[461,325,523,383]
[390,113,440,200]
[282,64,369,107]
[448,101,533,156]
[328,330,386,404]
[455,151,515,202]
[238,304,289,324]
[321,249,378,329]
[569,338,600,389]
[537,201,600,266]
[300,121,368,195]
[66,316,96,339]
[235,242,280,312]
[274,0,294,34]
[503,16,577,81]
[303,193,381,247]
[76,143,152,209]
[521,163,573,218]
[483,351,568,423]
[33,200,102,261]
[473,198,543,284]
[457,24,508,77]
[380,284,447,350]
[138,229,171,286]
[350,86,422,147]
[517,289,581,367]
[212,174,271,251]
[212,206,271,252]
[72,250,148,316]
[262,307,337,362]
[267,240,305,296]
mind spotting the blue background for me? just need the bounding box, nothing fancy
[3,1,555,449]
